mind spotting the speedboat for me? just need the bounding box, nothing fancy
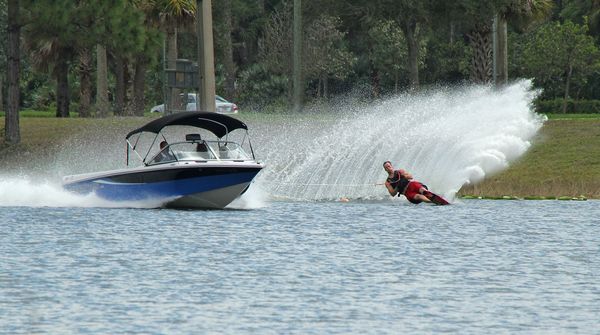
[63,112,264,209]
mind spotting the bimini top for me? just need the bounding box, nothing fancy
[125,111,248,139]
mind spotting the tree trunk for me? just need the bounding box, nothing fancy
[222,0,236,99]
[124,63,135,116]
[563,62,573,114]
[96,44,110,117]
[403,20,420,89]
[114,54,126,116]
[5,0,20,144]
[292,0,303,112]
[166,26,180,113]
[55,53,70,118]
[0,75,4,112]
[371,67,380,98]
[317,77,322,98]
[77,48,92,118]
[468,23,493,84]
[495,15,508,86]
[131,57,146,116]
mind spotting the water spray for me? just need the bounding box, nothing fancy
[253,79,545,202]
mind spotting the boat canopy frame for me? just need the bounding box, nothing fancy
[124,112,256,166]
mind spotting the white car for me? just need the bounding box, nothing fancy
[150,94,239,114]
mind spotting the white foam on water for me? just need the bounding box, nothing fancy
[227,183,268,209]
[257,79,546,202]
[0,176,164,208]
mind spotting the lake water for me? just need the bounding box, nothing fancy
[0,81,594,333]
[2,199,599,334]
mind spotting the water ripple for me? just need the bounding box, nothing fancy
[1,200,599,333]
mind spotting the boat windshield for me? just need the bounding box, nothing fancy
[147,140,251,165]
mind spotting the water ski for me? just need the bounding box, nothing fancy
[424,191,450,205]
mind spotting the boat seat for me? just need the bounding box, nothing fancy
[219,150,230,159]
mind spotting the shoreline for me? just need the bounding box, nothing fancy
[459,195,589,201]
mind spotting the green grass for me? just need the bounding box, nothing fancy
[459,118,600,198]
[0,117,147,170]
[0,109,61,118]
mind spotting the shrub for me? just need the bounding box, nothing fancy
[535,99,600,114]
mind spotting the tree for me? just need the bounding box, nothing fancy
[98,1,148,117]
[213,0,236,99]
[0,0,7,112]
[561,0,600,36]
[259,2,292,77]
[96,44,109,117]
[23,0,147,117]
[304,15,355,98]
[5,0,20,143]
[23,0,78,117]
[437,0,552,85]
[495,0,553,85]
[76,48,93,117]
[366,19,408,94]
[145,0,196,113]
[522,21,600,112]
[376,0,431,89]
[90,0,155,117]
[452,1,499,84]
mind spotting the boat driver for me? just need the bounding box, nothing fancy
[155,141,176,162]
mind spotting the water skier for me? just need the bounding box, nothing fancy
[383,161,448,205]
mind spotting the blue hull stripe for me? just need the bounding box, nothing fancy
[66,171,259,201]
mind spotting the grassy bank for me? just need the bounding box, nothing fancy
[459,118,600,199]
[2,114,600,198]
[0,117,146,172]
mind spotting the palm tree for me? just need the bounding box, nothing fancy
[495,0,554,85]
[144,0,196,113]
[460,0,552,84]
[25,37,74,117]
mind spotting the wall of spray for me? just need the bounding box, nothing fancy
[252,79,545,202]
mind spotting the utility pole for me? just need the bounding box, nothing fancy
[292,0,303,113]
[492,13,508,87]
[196,0,216,112]
[492,14,497,85]
[496,15,508,86]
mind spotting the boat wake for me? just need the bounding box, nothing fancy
[0,175,267,209]
[255,79,546,202]
[0,176,165,208]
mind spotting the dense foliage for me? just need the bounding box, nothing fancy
[2,0,600,116]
